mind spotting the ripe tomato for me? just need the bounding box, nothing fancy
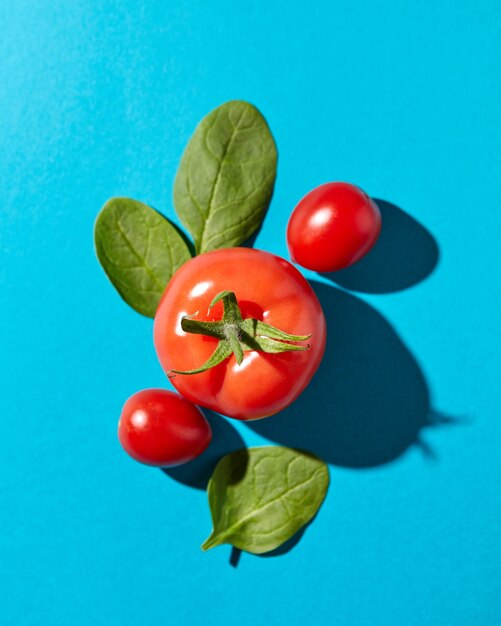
[118,389,212,466]
[287,182,382,272]
[154,248,326,420]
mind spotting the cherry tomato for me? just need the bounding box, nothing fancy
[118,389,212,467]
[154,248,326,420]
[287,182,382,272]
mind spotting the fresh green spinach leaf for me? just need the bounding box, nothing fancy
[202,446,329,555]
[174,100,277,253]
[94,197,192,317]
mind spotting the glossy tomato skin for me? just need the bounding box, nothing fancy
[154,248,326,420]
[118,389,212,467]
[287,182,382,272]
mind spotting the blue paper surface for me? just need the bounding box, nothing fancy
[1,2,500,624]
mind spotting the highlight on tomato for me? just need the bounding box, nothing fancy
[287,182,382,272]
[118,389,212,467]
[154,248,326,420]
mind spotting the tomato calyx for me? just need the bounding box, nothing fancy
[168,290,311,376]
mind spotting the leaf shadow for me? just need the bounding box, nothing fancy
[229,519,313,567]
[229,523,309,567]
[150,204,196,257]
[241,219,265,249]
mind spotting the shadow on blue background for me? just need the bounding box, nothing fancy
[246,281,444,467]
[246,201,444,467]
[162,410,246,489]
[327,199,440,293]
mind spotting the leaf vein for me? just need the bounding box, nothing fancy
[216,469,323,540]
[199,107,247,251]
[115,217,165,292]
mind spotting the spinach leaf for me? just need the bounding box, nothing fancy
[174,100,277,253]
[94,197,192,317]
[202,447,329,555]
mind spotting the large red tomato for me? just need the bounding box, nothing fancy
[287,182,382,272]
[154,248,326,420]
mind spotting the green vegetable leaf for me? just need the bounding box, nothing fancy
[174,100,278,254]
[202,447,329,555]
[94,197,192,317]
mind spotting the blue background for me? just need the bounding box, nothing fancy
[1,1,500,624]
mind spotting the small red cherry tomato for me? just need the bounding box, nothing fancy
[287,182,382,272]
[118,389,212,467]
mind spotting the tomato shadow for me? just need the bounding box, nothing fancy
[325,200,439,294]
[162,410,246,490]
[245,281,455,468]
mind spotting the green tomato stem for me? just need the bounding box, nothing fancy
[168,290,311,376]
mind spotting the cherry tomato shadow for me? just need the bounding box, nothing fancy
[245,281,455,468]
[162,410,246,490]
[325,200,439,293]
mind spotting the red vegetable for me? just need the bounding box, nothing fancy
[154,248,326,420]
[287,182,382,272]
[118,389,211,467]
